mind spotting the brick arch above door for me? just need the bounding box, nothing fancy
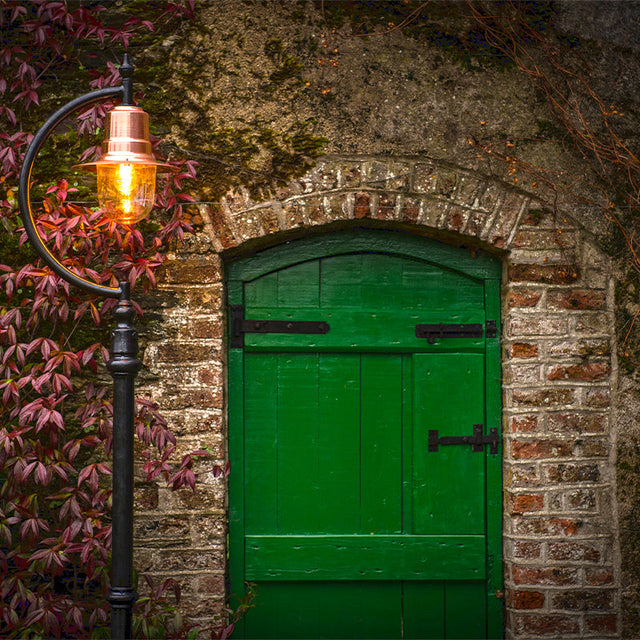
[198,155,534,253]
[140,153,619,638]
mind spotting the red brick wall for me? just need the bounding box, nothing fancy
[138,155,618,638]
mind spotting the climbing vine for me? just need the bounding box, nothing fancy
[0,1,209,638]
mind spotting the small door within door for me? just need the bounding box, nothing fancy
[227,232,502,639]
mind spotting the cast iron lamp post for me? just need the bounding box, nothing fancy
[17,55,175,640]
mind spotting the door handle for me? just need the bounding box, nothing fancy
[428,424,499,454]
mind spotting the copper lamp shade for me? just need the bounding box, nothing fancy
[73,105,177,224]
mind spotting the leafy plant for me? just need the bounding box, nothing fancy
[0,1,210,638]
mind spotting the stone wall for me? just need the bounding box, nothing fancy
[134,154,619,638]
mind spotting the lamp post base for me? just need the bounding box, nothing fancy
[107,282,141,640]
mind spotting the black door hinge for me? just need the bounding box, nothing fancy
[230,305,330,348]
[415,320,498,344]
[428,424,499,454]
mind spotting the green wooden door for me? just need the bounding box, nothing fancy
[227,231,502,639]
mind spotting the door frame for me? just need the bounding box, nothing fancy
[226,229,503,638]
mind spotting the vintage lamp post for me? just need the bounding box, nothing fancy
[17,55,174,640]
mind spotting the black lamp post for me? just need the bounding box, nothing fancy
[17,55,174,640]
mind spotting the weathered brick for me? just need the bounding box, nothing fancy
[412,163,437,193]
[586,568,614,585]
[193,514,226,542]
[283,202,305,228]
[509,264,579,284]
[512,590,545,609]
[188,597,226,619]
[566,488,596,510]
[548,541,600,563]
[134,515,191,541]
[585,614,617,635]
[197,574,226,594]
[504,363,541,385]
[377,193,396,219]
[513,229,575,250]
[509,342,539,358]
[520,208,553,226]
[366,161,389,186]
[508,288,542,308]
[487,192,524,245]
[514,540,541,559]
[547,289,606,310]
[582,440,608,457]
[573,313,611,335]
[259,206,282,234]
[513,516,580,536]
[174,485,225,511]
[512,438,573,459]
[387,162,411,190]
[197,366,223,386]
[552,589,613,611]
[547,363,611,382]
[545,463,600,483]
[435,169,458,197]
[161,387,223,410]
[354,192,371,218]
[159,256,222,285]
[547,338,610,357]
[134,482,159,510]
[173,285,223,311]
[513,566,579,585]
[509,464,541,488]
[586,389,611,407]
[136,548,225,573]
[398,197,420,222]
[465,209,489,236]
[508,493,544,514]
[155,342,219,364]
[207,204,237,249]
[511,415,538,433]
[445,208,467,231]
[185,317,224,340]
[547,413,606,434]
[509,315,567,337]
[511,388,574,407]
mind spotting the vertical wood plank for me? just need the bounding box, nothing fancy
[361,354,402,533]
[317,354,361,533]
[243,582,401,639]
[445,581,487,639]
[244,354,278,534]
[412,353,486,535]
[277,353,321,532]
[403,582,446,639]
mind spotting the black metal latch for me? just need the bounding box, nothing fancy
[415,321,497,344]
[428,424,499,454]
[230,305,330,348]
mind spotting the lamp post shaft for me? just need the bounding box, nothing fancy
[107,282,141,640]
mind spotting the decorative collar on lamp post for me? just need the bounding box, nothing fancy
[17,54,171,640]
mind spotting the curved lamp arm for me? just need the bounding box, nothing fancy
[18,85,126,298]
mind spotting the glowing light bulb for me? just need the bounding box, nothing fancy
[97,163,156,224]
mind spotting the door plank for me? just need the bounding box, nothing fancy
[244,582,401,639]
[277,353,321,532]
[244,354,278,534]
[318,354,361,533]
[412,353,486,535]
[245,535,486,581]
[445,581,487,639]
[403,582,446,639]
[361,354,403,533]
